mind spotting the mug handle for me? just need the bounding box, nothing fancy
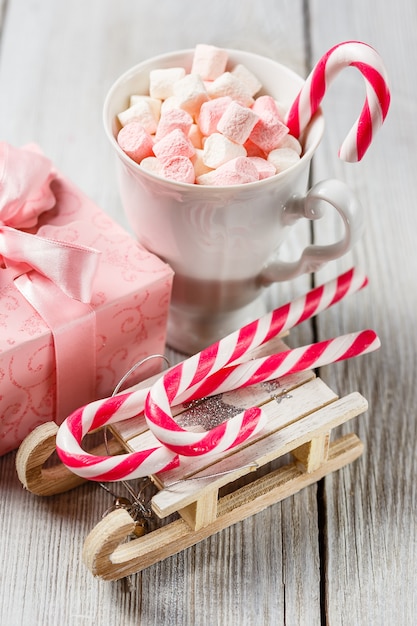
[259,179,364,284]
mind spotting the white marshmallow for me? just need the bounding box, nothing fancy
[207,72,255,107]
[149,67,186,100]
[277,133,303,155]
[117,99,160,134]
[192,148,213,177]
[202,132,247,169]
[188,123,204,149]
[129,95,162,120]
[160,96,183,113]
[230,64,262,97]
[191,44,228,80]
[267,147,300,172]
[140,156,163,175]
[173,73,209,117]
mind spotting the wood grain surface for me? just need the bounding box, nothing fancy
[0,1,415,624]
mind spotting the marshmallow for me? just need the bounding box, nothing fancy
[173,73,209,117]
[153,128,195,161]
[202,132,247,169]
[197,96,232,136]
[192,149,213,177]
[277,133,303,155]
[117,122,154,163]
[243,138,267,158]
[160,156,195,184]
[191,44,228,80]
[140,156,163,175]
[248,156,276,180]
[252,95,284,120]
[267,147,300,172]
[149,67,186,100]
[117,98,160,134]
[217,101,259,144]
[188,123,204,149]
[114,44,305,187]
[197,156,259,186]
[155,107,193,141]
[129,95,162,120]
[160,96,183,112]
[250,118,289,153]
[207,72,255,107]
[249,96,289,153]
[231,64,262,97]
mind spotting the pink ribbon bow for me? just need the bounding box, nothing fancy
[0,142,100,300]
[0,142,101,421]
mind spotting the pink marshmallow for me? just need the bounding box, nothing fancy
[250,95,289,152]
[191,44,228,80]
[155,108,193,141]
[153,128,195,162]
[197,96,232,136]
[243,138,267,159]
[252,95,285,121]
[117,121,154,164]
[202,132,247,169]
[197,156,259,186]
[248,157,276,180]
[160,156,195,184]
[249,118,289,153]
[217,101,259,144]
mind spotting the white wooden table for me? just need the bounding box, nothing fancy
[0,1,416,624]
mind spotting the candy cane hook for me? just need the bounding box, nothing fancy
[285,40,391,162]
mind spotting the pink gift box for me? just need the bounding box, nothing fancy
[0,144,173,456]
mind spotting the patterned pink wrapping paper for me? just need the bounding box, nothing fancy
[0,172,174,456]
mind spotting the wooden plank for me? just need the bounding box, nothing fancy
[308,1,417,623]
[83,433,364,581]
[152,389,366,518]
[292,431,330,473]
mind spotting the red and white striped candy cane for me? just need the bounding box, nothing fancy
[285,40,391,162]
[56,267,369,481]
[144,329,380,456]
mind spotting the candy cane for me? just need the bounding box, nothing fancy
[56,267,370,481]
[144,329,379,456]
[285,41,391,162]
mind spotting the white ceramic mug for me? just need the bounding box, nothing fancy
[103,49,364,354]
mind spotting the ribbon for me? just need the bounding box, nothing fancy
[0,142,101,421]
[0,225,100,302]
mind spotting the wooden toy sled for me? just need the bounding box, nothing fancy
[16,335,368,581]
